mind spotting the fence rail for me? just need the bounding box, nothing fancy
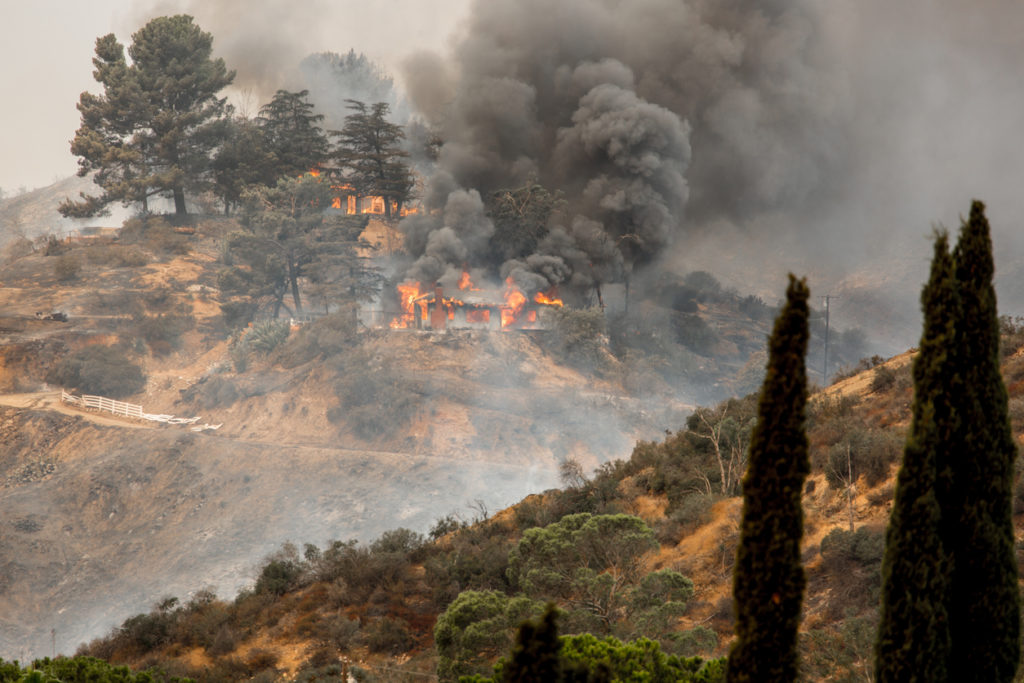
[60,390,217,429]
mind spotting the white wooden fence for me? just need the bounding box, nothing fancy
[60,390,220,430]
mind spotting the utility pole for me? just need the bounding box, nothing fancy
[822,294,838,384]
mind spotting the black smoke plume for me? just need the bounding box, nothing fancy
[398,0,841,297]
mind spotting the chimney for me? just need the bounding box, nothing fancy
[431,283,447,330]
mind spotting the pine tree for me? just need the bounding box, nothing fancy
[875,233,956,682]
[256,89,330,178]
[331,100,413,221]
[947,200,1020,681]
[727,275,810,683]
[61,15,234,217]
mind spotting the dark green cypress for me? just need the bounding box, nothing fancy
[875,233,956,682]
[947,200,1020,681]
[501,605,564,683]
[727,275,810,683]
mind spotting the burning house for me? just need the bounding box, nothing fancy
[389,273,563,331]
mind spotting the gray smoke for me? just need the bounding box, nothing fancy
[405,189,495,285]
[397,0,839,295]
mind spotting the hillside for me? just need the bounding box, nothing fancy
[53,336,1024,682]
[0,214,769,658]
[0,208,965,669]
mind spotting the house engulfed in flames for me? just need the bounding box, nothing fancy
[390,273,563,331]
[309,169,417,218]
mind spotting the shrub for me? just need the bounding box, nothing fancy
[331,355,423,439]
[278,309,359,367]
[683,270,724,302]
[824,427,902,489]
[46,345,146,397]
[182,376,240,410]
[673,312,718,355]
[39,234,68,255]
[544,306,609,372]
[121,216,190,255]
[207,625,240,656]
[664,625,718,657]
[370,528,425,556]
[870,365,897,393]
[429,514,468,541]
[54,252,81,281]
[135,312,195,355]
[220,300,257,330]
[254,558,305,596]
[819,526,885,570]
[85,244,149,267]
[364,616,414,654]
[248,318,290,355]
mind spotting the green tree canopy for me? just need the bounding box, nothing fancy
[507,513,659,631]
[219,174,378,320]
[211,115,276,216]
[256,89,330,178]
[467,607,726,683]
[62,15,234,217]
[331,100,413,221]
[434,590,543,682]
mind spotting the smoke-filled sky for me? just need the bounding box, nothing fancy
[5,0,1024,346]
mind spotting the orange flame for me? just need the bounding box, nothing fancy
[501,278,528,328]
[458,270,480,291]
[390,282,423,328]
[534,289,564,307]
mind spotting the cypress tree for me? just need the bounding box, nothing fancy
[501,605,566,682]
[947,200,1020,681]
[875,233,956,682]
[727,275,810,683]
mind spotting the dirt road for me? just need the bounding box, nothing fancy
[0,391,154,429]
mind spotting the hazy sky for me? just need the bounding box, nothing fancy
[0,0,470,193]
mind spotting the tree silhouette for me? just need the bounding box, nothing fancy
[728,275,810,682]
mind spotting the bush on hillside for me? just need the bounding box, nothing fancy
[135,312,195,356]
[54,252,81,281]
[824,427,902,490]
[330,352,424,439]
[219,300,257,330]
[545,306,609,373]
[120,216,190,256]
[248,318,290,355]
[277,308,359,367]
[46,345,146,397]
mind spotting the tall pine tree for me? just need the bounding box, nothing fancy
[947,200,1020,681]
[875,233,956,682]
[62,15,234,217]
[727,275,810,683]
[331,100,413,221]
